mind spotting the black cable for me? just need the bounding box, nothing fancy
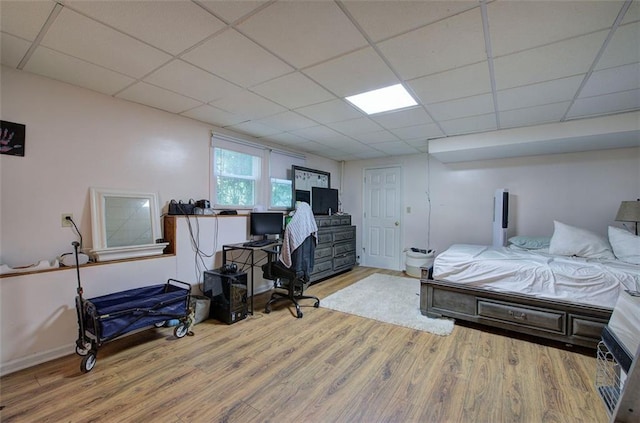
[67,216,83,250]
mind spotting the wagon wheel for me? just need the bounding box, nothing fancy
[81,353,96,373]
[174,323,189,338]
[75,341,92,356]
[153,321,166,328]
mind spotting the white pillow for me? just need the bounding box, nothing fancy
[549,221,615,259]
[608,226,640,265]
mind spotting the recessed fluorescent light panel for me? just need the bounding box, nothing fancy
[345,84,418,115]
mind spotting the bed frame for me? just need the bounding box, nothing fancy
[419,268,612,348]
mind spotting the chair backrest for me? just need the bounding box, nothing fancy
[288,235,316,282]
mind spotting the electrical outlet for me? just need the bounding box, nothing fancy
[61,213,73,227]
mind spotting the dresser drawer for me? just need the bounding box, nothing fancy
[314,246,333,260]
[333,227,355,242]
[317,232,333,245]
[311,259,333,275]
[334,241,355,256]
[478,300,566,333]
[334,253,356,269]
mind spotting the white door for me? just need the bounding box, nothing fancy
[363,166,402,270]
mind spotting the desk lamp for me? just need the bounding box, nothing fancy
[615,199,640,235]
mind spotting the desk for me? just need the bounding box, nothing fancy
[222,242,281,315]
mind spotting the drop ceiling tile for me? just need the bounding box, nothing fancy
[377,8,486,80]
[488,0,623,57]
[493,30,609,90]
[144,60,243,103]
[595,22,640,70]
[294,99,363,124]
[342,1,478,42]
[499,102,571,129]
[210,89,286,120]
[440,113,497,136]
[255,111,317,132]
[405,138,430,150]
[65,1,225,55]
[428,94,494,121]
[251,72,334,109]
[182,28,293,88]
[303,47,399,97]
[580,62,640,98]
[349,150,388,160]
[24,46,135,95]
[116,82,203,114]
[1,33,31,67]
[41,8,171,78]
[181,104,247,127]
[227,121,282,138]
[350,130,400,145]
[370,141,418,156]
[198,1,269,24]
[497,75,584,111]
[336,143,377,156]
[290,125,348,143]
[262,132,315,147]
[327,117,383,136]
[370,107,433,130]
[237,1,367,68]
[621,1,640,25]
[0,1,56,40]
[566,89,640,119]
[390,123,444,140]
[408,61,491,104]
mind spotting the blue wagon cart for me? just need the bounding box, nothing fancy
[71,242,192,373]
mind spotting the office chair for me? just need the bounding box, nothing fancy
[262,203,320,318]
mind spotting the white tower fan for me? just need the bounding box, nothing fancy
[493,189,509,247]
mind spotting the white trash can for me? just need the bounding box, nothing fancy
[405,250,434,278]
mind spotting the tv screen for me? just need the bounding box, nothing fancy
[311,187,339,215]
[249,212,283,238]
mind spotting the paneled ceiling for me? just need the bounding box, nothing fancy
[1,0,639,161]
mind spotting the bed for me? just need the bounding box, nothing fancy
[420,222,640,348]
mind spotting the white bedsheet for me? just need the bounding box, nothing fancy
[433,244,640,308]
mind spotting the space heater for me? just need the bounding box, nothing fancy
[492,188,509,247]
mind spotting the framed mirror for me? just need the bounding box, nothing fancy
[292,166,330,208]
[89,188,168,262]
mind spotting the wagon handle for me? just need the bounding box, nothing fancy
[73,241,83,296]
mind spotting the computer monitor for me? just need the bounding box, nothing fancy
[311,187,339,215]
[249,212,283,239]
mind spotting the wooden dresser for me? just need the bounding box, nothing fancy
[311,214,356,283]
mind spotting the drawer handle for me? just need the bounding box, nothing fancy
[508,310,527,320]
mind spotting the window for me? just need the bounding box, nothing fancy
[270,178,292,208]
[211,133,305,210]
[269,150,305,209]
[213,147,261,207]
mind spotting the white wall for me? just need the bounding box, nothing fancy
[0,67,339,375]
[0,67,339,267]
[343,147,640,267]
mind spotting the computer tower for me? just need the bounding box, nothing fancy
[203,269,248,324]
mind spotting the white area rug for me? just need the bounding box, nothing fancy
[321,273,454,336]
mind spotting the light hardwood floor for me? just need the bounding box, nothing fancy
[0,266,608,422]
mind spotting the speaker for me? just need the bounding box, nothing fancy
[203,269,248,324]
[493,188,509,247]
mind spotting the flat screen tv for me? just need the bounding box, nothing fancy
[311,187,339,215]
[249,212,283,239]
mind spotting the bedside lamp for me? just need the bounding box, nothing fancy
[615,199,640,235]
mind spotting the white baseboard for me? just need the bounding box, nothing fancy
[1,344,73,377]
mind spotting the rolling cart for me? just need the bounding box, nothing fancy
[72,242,192,373]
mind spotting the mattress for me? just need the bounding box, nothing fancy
[433,244,640,308]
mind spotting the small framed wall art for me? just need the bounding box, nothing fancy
[0,120,25,157]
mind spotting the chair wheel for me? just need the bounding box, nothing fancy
[297,310,303,318]
[265,307,271,314]
[314,301,320,308]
